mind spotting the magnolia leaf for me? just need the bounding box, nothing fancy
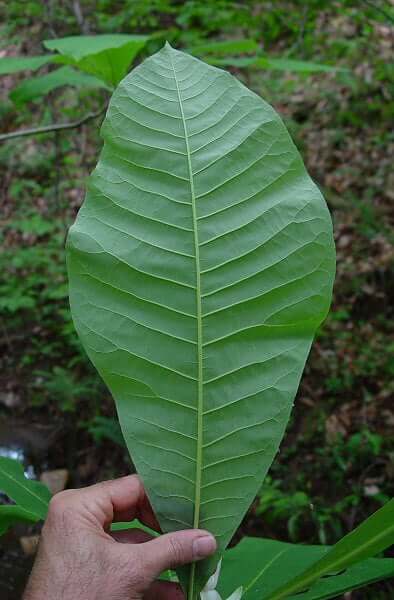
[0,457,51,520]
[0,504,40,536]
[218,537,394,600]
[67,43,335,598]
[0,55,53,76]
[266,499,394,599]
[43,34,149,87]
[10,66,110,104]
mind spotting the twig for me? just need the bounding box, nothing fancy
[43,0,58,38]
[72,0,90,34]
[0,107,107,142]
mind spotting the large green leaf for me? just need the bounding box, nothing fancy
[10,66,109,104]
[0,457,51,520]
[66,43,335,598]
[43,34,149,87]
[0,504,40,536]
[266,499,394,599]
[0,55,53,76]
[218,537,394,600]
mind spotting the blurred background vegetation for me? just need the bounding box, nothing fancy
[0,1,393,598]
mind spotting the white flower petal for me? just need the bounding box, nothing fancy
[200,591,222,600]
[204,559,222,591]
[226,586,243,600]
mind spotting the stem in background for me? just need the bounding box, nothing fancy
[72,0,90,34]
[0,107,107,143]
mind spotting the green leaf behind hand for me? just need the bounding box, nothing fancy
[0,457,51,521]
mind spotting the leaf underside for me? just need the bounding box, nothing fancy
[67,44,335,597]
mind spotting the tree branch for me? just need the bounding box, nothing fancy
[0,107,107,142]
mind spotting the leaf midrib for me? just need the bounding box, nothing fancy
[0,463,48,518]
[169,49,204,600]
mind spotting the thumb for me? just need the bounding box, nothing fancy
[137,529,217,577]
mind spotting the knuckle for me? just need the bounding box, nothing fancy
[47,490,74,520]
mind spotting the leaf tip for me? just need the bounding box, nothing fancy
[164,40,175,52]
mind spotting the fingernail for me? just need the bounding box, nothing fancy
[193,535,216,559]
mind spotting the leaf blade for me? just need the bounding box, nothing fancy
[10,66,109,104]
[218,537,394,600]
[0,55,53,76]
[209,56,343,73]
[188,39,259,57]
[265,499,394,599]
[0,504,40,536]
[0,457,51,520]
[67,44,335,597]
[43,34,148,86]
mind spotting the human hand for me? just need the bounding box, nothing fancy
[23,475,217,599]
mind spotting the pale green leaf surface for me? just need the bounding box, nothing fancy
[218,537,394,600]
[0,457,51,520]
[43,34,148,86]
[0,504,40,536]
[0,55,53,76]
[67,44,335,597]
[10,66,109,104]
[266,499,394,599]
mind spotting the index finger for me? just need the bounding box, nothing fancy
[51,475,161,533]
[102,475,161,532]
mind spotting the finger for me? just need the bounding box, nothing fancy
[101,476,161,532]
[134,487,162,533]
[136,529,217,578]
[47,476,160,532]
[111,528,153,544]
[144,580,184,599]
